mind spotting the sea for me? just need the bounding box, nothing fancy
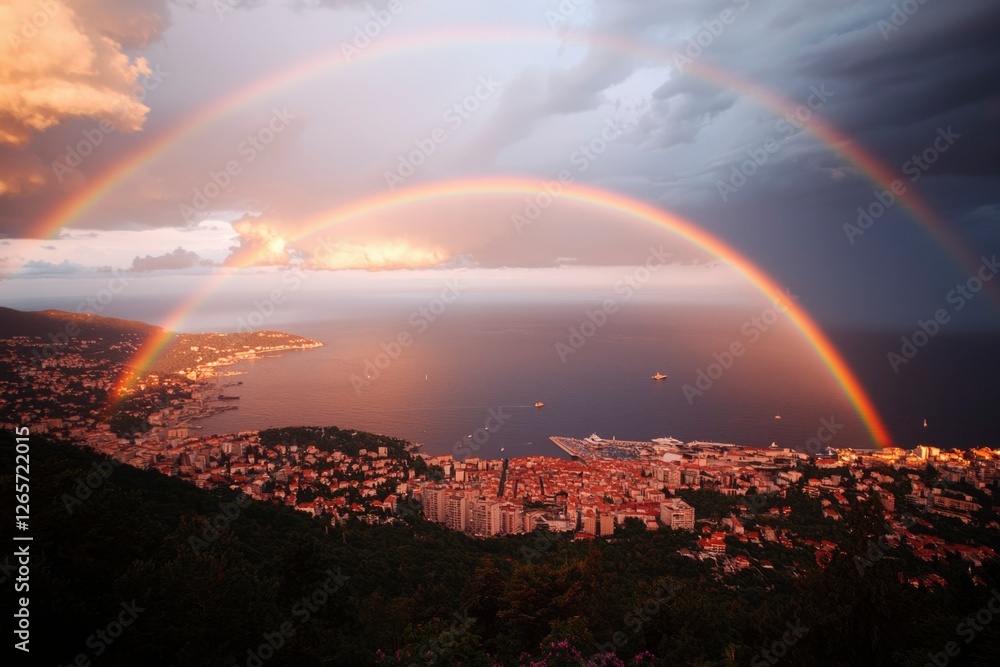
[176,297,999,458]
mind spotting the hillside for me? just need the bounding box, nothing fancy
[4,438,1000,666]
[0,307,160,340]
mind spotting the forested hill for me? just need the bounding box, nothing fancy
[0,307,158,340]
[5,439,1000,666]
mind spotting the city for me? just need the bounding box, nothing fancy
[3,1,1000,664]
[4,313,996,594]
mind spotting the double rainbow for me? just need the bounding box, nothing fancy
[20,25,913,447]
[116,177,894,449]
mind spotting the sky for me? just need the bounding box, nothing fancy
[0,0,998,330]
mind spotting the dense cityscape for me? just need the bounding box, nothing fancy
[4,310,997,593]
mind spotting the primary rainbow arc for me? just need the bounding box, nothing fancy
[118,178,894,449]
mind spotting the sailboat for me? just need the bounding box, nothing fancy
[923,419,928,428]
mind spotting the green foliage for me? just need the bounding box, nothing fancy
[259,425,410,460]
[108,411,150,437]
[6,438,1000,667]
[678,488,743,519]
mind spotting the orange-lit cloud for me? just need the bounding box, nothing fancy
[223,214,450,271]
[0,0,159,147]
[302,237,449,271]
[226,217,291,267]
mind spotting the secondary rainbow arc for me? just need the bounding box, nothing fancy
[28,24,981,286]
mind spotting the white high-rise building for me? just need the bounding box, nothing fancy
[467,497,502,536]
[660,498,695,530]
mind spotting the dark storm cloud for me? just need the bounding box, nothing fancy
[794,0,1000,178]
[469,47,640,161]
[647,75,737,148]
[607,0,1000,241]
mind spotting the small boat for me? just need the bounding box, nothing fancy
[652,372,668,380]
[534,401,545,408]
[774,415,782,420]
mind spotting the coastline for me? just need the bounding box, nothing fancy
[151,338,325,432]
